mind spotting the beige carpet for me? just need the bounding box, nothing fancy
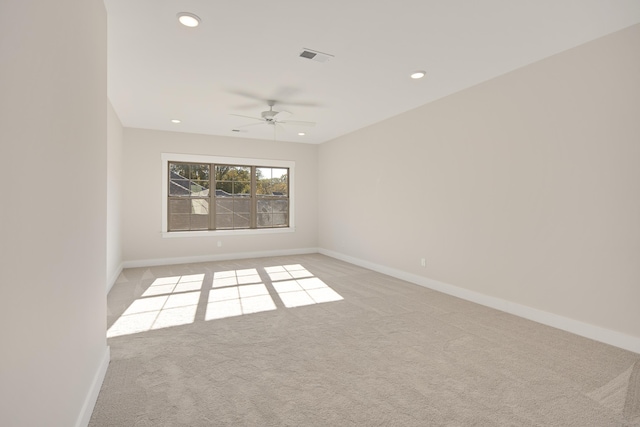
[90,254,640,426]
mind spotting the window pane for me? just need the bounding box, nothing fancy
[216,214,232,229]
[191,214,209,230]
[233,212,250,228]
[170,180,189,196]
[216,165,250,182]
[190,199,209,215]
[272,213,287,227]
[169,214,190,231]
[256,199,288,228]
[191,181,209,196]
[257,199,272,213]
[216,198,233,215]
[190,164,209,181]
[232,181,250,195]
[215,182,232,196]
[257,167,272,179]
[271,177,287,196]
[216,198,233,214]
[272,199,288,214]
[258,181,272,195]
[272,168,287,181]
[257,167,288,196]
[169,198,209,231]
[170,163,210,197]
[256,168,271,195]
[229,198,250,229]
[170,163,190,178]
[257,199,289,213]
[234,198,250,214]
[272,168,288,196]
[215,197,249,229]
[169,198,190,214]
[169,199,191,230]
[257,212,272,228]
[233,167,250,181]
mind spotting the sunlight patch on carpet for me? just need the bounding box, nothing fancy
[107,265,344,337]
[107,275,203,338]
[268,265,343,308]
[206,282,277,320]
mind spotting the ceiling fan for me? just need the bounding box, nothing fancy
[230,100,316,131]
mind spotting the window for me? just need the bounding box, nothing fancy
[256,167,289,228]
[162,154,294,236]
[168,163,211,231]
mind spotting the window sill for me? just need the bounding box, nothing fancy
[162,227,296,238]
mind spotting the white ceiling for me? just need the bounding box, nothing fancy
[105,0,640,144]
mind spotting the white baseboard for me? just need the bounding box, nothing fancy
[107,263,123,294]
[319,248,640,355]
[75,346,110,427]
[122,247,320,269]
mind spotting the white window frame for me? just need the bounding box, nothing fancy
[161,153,295,238]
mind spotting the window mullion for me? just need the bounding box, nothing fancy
[210,163,215,230]
[250,166,257,228]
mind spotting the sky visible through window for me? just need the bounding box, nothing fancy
[107,264,343,338]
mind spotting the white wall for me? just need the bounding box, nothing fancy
[0,0,109,426]
[107,101,124,291]
[319,25,640,347]
[122,128,318,265]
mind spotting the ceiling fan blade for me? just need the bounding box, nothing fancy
[273,110,292,121]
[230,113,263,121]
[228,88,322,108]
[232,102,265,110]
[277,101,323,108]
[272,86,301,101]
[227,89,264,101]
[279,119,316,127]
[236,121,266,128]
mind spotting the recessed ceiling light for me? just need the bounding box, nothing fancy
[177,12,200,28]
[298,132,306,136]
[171,119,181,124]
[410,71,426,79]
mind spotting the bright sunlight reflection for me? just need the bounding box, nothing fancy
[107,274,204,338]
[206,269,277,320]
[108,265,345,337]
[266,264,344,308]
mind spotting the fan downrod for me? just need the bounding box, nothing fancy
[262,100,278,121]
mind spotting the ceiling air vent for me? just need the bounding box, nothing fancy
[299,48,334,63]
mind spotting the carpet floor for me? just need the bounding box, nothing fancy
[90,254,640,426]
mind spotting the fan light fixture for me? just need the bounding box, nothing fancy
[177,12,200,27]
[410,71,426,79]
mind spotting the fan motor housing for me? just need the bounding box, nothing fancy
[262,110,278,121]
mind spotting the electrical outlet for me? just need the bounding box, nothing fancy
[421,258,426,267]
